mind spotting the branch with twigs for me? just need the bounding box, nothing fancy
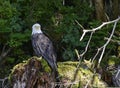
[79,16,120,66]
[96,21,117,66]
[70,17,120,88]
[80,17,120,41]
[0,44,12,62]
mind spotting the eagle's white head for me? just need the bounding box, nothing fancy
[32,23,42,35]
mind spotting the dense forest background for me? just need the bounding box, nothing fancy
[0,0,120,87]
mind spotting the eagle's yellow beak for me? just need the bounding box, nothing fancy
[35,26,40,30]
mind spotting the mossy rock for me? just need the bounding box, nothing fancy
[9,57,107,88]
[57,61,107,88]
[10,56,51,74]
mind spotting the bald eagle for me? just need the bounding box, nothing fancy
[31,23,58,75]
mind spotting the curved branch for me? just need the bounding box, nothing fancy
[80,17,120,41]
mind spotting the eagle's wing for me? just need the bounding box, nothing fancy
[32,33,57,71]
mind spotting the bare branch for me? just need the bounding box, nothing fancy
[78,17,120,67]
[92,48,102,63]
[75,20,85,30]
[80,17,120,41]
[71,17,120,87]
[104,37,120,44]
[98,21,118,66]
[80,32,94,57]
[0,47,12,61]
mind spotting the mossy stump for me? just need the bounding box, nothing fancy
[10,57,54,88]
[9,57,108,88]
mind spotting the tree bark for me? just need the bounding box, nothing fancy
[10,57,55,88]
[112,0,119,19]
[93,0,107,21]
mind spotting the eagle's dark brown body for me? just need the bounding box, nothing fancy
[32,33,57,73]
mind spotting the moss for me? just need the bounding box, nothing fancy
[108,56,120,66]
[39,57,51,72]
[57,61,107,88]
[58,61,79,80]
[9,57,107,88]
[9,57,55,88]
[9,57,51,79]
[58,61,78,67]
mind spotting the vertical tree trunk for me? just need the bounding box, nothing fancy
[93,0,107,21]
[112,0,119,19]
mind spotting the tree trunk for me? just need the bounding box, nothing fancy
[10,57,55,88]
[112,0,119,19]
[93,0,107,21]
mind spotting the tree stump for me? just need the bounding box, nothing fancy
[9,57,108,88]
[10,57,54,88]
